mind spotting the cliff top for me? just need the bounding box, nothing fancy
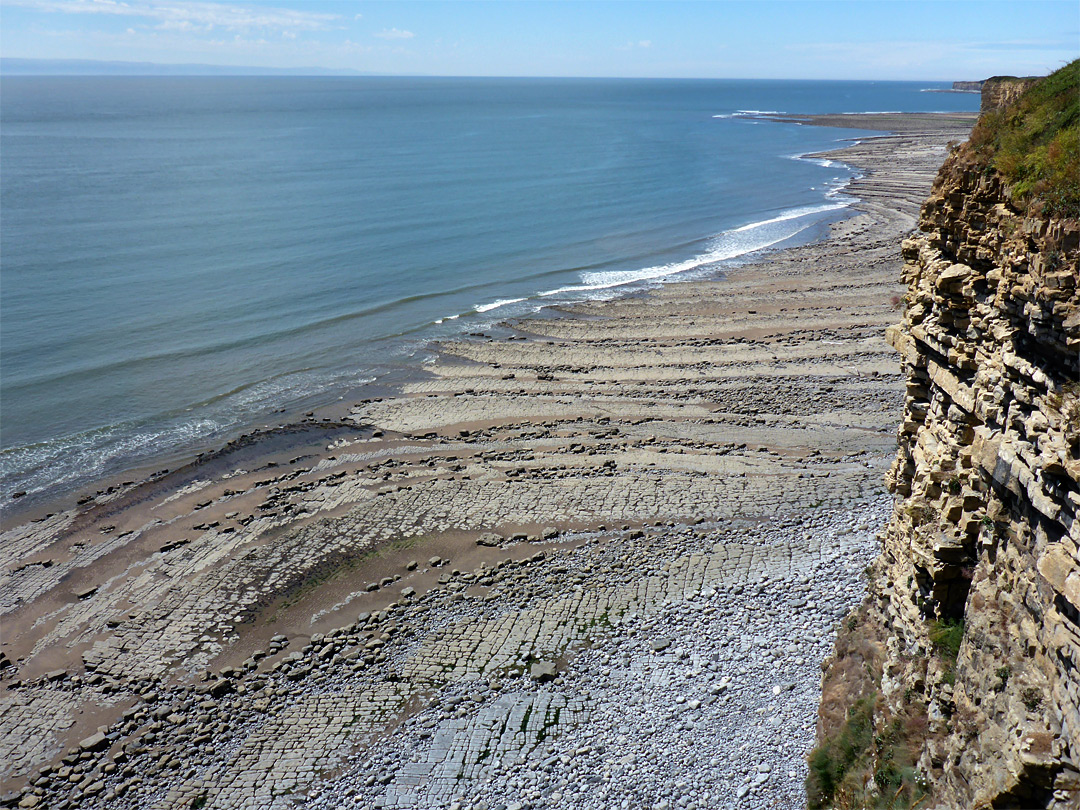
[965,59,1079,216]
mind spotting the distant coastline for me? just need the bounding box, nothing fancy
[924,79,984,94]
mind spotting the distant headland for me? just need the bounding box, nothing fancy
[922,79,984,94]
[926,76,1043,105]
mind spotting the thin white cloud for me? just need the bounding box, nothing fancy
[373,27,414,41]
[616,39,653,51]
[26,19,378,65]
[788,38,1075,62]
[784,39,1075,79]
[7,0,340,33]
[970,37,1079,51]
[156,18,201,32]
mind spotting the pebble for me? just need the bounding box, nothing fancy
[8,492,885,810]
[293,500,884,810]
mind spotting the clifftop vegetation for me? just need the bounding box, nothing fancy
[966,59,1079,216]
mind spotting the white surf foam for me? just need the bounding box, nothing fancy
[729,202,846,233]
[537,201,848,299]
[713,109,786,119]
[474,297,527,314]
[1,369,377,500]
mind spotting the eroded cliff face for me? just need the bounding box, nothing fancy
[810,89,1079,809]
[980,76,1041,113]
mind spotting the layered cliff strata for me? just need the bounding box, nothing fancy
[811,72,1079,809]
[980,76,1040,113]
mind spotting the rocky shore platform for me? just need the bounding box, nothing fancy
[0,111,976,810]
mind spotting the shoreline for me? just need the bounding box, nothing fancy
[0,111,963,520]
[0,204,843,521]
[0,112,957,520]
[0,193,844,515]
[0,111,976,809]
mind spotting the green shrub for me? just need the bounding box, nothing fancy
[995,666,1011,692]
[968,60,1080,216]
[1022,687,1044,711]
[808,696,876,809]
[928,619,965,661]
[807,695,928,809]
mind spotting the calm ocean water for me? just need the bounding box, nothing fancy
[1,77,979,501]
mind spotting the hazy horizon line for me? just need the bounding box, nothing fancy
[2,57,984,83]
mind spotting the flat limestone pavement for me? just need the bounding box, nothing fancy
[0,112,975,810]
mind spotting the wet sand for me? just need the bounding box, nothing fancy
[0,111,976,810]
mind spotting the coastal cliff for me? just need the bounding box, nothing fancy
[981,75,1041,113]
[810,63,1079,809]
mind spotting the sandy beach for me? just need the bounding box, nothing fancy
[0,111,976,810]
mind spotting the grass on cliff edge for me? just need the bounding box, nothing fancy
[807,693,928,810]
[968,59,1079,216]
[808,605,930,810]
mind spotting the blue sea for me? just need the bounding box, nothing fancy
[0,77,979,502]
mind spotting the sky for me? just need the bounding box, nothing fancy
[2,0,1077,80]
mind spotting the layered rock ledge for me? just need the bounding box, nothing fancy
[812,75,1078,809]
